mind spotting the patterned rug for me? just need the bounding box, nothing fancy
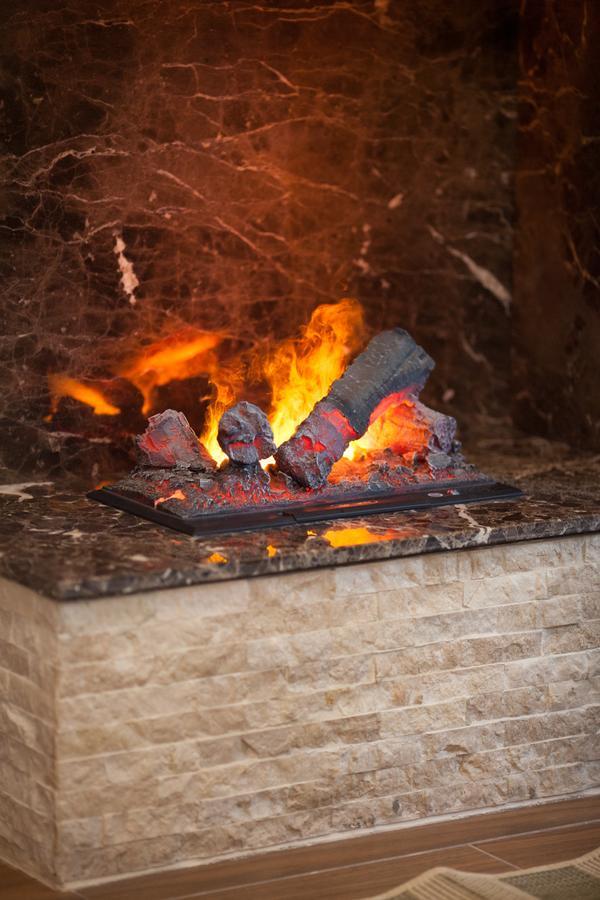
[369,846,600,899]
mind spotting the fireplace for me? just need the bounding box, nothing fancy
[1,0,599,892]
[86,313,522,535]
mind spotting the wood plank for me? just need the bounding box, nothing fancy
[476,820,600,868]
[80,795,600,900]
[168,846,511,900]
[0,861,82,900]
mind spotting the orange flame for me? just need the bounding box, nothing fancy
[45,299,431,466]
[47,375,121,416]
[349,397,430,458]
[120,328,221,413]
[261,298,367,447]
[200,362,246,464]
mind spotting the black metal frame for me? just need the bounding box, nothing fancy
[88,479,523,537]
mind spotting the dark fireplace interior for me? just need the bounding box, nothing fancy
[1,0,599,496]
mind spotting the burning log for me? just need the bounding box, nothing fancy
[275,329,434,488]
[136,409,215,470]
[217,401,276,465]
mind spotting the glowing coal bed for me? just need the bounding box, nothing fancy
[87,316,522,536]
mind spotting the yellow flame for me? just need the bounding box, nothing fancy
[46,299,432,466]
[262,298,366,446]
[47,375,121,416]
[200,363,246,464]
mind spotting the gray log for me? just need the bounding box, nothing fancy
[275,329,434,488]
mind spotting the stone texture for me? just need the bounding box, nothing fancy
[0,1,519,482]
[1,438,598,602]
[513,1,600,450]
[0,581,59,885]
[1,533,599,888]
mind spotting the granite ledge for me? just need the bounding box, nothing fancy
[0,437,598,601]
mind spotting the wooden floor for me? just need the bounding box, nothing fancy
[2,796,600,900]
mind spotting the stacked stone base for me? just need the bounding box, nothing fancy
[1,534,599,888]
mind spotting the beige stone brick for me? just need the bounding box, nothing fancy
[466,685,549,723]
[463,570,545,609]
[583,534,600,562]
[503,708,595,746]
[532,762,600,798]
[380,699,466,738]
[377,583,464,620]
[505,651,590,689]
[582,593,600,620]
[0,702,54,756]
[459,537,583,582]
[542,621,600,655]
[538,595,582,627]
[548,677,600,711]
[376,632,542,681]
[0,639,30,678]
[422,722,508,759]
[547,564,600,598]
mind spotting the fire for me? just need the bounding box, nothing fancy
[47,375,121,416]
[200,363,246,464]
[120,328,221,413]
[347,396,430,459]
[46,298,430,466]
[261,298,367,446]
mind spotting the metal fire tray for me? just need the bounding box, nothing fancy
[88,479,523,537]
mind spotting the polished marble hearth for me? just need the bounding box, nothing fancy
[0,437,599,889]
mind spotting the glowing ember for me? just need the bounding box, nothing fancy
[348,397,428,458]
[154,489,186,506]
[323,526,401,547]
[47,375,121,416]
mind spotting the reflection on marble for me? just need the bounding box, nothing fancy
[0,436,598,601]
[514,1,600,449]
[1,0,518,479]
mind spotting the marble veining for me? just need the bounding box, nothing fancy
[0,436,598,601]
[0,0,518,481]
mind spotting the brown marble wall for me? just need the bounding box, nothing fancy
[0,0,518,478]
[513,0,600,449]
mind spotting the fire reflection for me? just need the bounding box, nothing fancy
[207,552,227,564]
[322,525,404,547]
[47,375,121,417]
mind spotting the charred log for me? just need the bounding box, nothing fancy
[218,401,276,465]
[136,409,215,470]
[275,329,434,488]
